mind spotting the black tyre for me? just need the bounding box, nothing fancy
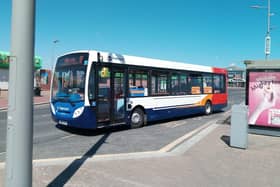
[205,101,212,115]
[130,108,144,128]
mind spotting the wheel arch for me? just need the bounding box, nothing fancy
[131,105,147,125]
[204,99,213,115]
[131,105,146,114]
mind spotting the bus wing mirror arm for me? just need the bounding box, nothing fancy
[90,100,96,107]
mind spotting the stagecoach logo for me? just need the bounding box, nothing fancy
[58,106,70,112]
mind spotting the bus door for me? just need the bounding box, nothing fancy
[112,69,126,123]
[96,65,126,125]
[96,66,111,124]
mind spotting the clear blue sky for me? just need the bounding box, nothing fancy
[1,0,280,69]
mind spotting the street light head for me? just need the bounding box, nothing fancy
[250,5,267,9]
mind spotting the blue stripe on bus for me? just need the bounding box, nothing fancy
[144,103,227,122]
[145,106,204,122]
[51,102,97,129]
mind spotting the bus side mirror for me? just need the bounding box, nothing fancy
[91,101,96,107]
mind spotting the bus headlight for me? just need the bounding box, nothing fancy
[50,103,56,115]
[73,106,84,118]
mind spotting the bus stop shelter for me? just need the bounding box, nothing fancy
[244,60,280,136]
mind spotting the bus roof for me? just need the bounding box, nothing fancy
[60,50,226,74]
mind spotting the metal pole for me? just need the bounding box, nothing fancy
[267,0,271,34]
[51,40,59,70]
[5,0,35,186]
[265,0,271,60]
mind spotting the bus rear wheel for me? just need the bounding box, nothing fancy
[205,101,212,115]
[130,108,144,128]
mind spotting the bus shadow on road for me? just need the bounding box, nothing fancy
[47,132,111,187]
[55,123,130,136]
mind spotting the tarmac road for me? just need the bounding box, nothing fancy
[0,88,245,162]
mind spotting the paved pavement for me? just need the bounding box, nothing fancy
[0,89,50,110]
[0,122,280,187]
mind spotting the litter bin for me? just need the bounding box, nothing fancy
[34,87,41,96]
[230,104,248,149]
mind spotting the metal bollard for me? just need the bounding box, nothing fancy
[230,104,248,149]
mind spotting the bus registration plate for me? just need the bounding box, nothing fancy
[59,120,68,126]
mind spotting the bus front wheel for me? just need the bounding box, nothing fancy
[205,101,212,115]
[130,108,144,128]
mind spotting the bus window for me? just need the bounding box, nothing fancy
[129,70,148,97]
[190,74,202,94]
[213,74,225,93]
[151,71,169,96]
[171,73,179,95]
[180,74,189,94]
[74,70,86,93]
[151,75,156,95]
[203,74,213,94]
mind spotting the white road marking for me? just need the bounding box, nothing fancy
[60,134,76,140]
[170,123,219,154]
[171,121,187,128]
[159,120,188,128]
[158,122,174,128]
[40,114,50,118]
[159,120,215,152]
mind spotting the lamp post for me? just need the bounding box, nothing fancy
[6,0,35,186]
[251,0,272,60]
[51,39,59,71]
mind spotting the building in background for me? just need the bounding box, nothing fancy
[39,69,52,90]
[0,51,42,90]
[226,64,246,87]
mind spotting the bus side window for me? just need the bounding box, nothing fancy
[129,69,148,97]
[171,73,179,95]
[203,74,213,94]
[190,74,202,94]
[151,71,169,96]
[179,74,188,95]
[213,75,225,93]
